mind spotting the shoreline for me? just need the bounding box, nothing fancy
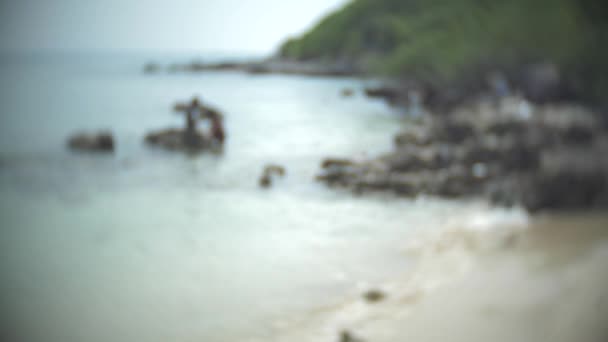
[143,57,360,77]
[141,56,608,213]
[254,211,608,342]
[316,94,608,212]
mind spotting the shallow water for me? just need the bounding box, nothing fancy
[0,52,530,342]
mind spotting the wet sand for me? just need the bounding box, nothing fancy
[259,212,608,342]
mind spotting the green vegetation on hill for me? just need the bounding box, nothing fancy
[280,0,607,105]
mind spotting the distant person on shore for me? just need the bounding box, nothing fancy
[487,72,510,106]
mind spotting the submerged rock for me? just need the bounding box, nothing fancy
[341,88,354,97]
[67,131,115,153]
[363,289,386,303]
[143,62,161,74]
[259,164,286,188]
[364,86,404,105]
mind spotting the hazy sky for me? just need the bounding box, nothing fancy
[0,0,348,53]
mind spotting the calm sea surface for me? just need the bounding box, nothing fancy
[0,51,525,342]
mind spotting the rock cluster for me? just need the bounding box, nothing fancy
[259,164,286,188]
[363,63,582,112]
[67,97,227,155]
[144,129,216,152]
[145,98,226,153]
[317,98,608,212]
[67,131,115,153]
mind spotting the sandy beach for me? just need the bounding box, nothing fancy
[258,212,608,342]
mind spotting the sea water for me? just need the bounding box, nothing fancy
[0,51,526,342]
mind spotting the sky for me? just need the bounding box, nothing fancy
[0,0,348,54]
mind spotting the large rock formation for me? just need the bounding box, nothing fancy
[317,97,608,212]
[145,98,226,153]
[144,129,218,152]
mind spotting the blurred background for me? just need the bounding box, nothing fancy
[0,1,607,342]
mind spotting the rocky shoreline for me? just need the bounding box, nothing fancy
[109,59,608,211]
[317,94,608,212]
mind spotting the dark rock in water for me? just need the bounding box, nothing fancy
[340,330,365,342]
[188,61,244,72]
[259,175,271,188]
[341,88,354,97]
[259,164,286,188]
[363,289,386,303]
[143,62,161,74]
[317,158,367,186]
[247,59,358,77]
[321,158,356,169]
[145,129,216,152]
[364,86,404,105]
[67,131,115,153]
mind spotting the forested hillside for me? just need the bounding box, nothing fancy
[279,0,607,106]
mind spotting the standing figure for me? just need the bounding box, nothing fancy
[185,97,202,134]
[209,111,225,145]
[173,96,226,149]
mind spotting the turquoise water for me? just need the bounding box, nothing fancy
[0,52,520,342]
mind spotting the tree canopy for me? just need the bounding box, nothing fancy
[279,0,607,105]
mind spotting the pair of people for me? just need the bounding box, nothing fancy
[179,97,225,145]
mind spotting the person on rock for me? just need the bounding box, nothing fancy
[175,96,225,148]
[209,110,225,145]
[185,97,202,134]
